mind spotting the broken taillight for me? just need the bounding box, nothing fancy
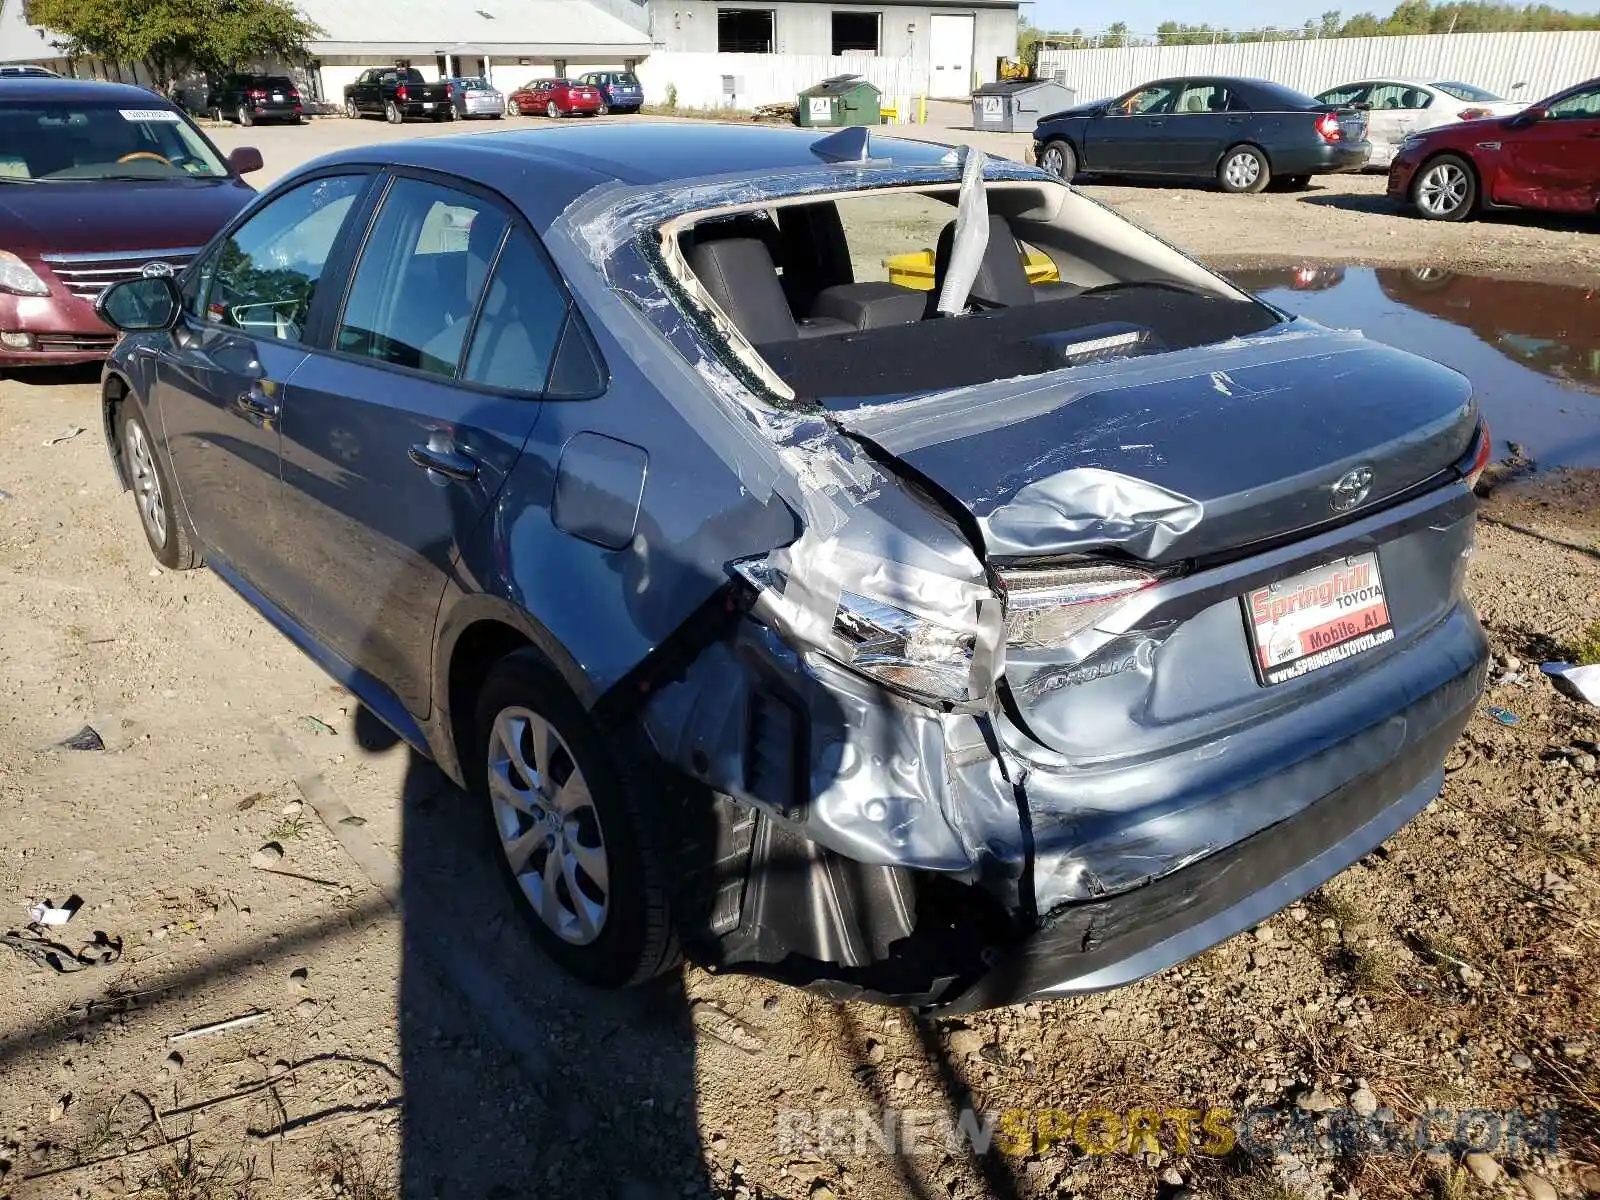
[1315,112,1342,142]
[996,564,1163,649]
[1463,420,1493,490]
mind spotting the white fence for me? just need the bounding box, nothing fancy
[635,52,928,113]
[1037,30,1600,105]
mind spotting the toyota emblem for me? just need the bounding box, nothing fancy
[140,261,174,279]
[1331,467,1374,513]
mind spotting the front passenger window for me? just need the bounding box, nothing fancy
[194,173,365,342]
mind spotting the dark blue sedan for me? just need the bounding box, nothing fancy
[93,122,1484,1011]
[1034,75,1371,193]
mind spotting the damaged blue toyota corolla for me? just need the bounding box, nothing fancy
[94,123,1490,1011]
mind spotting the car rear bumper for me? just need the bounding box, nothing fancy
[463,98,503,115]
[1274,142,1371,175]
[944,618,1483,1010]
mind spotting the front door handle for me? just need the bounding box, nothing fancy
[409,440,479,482]
[235,386,279,420]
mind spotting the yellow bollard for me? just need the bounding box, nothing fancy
[917,95,927,124]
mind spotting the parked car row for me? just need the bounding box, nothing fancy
[1032,71,1600,224]
[507,72,644,117]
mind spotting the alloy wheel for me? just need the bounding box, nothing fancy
[547,100,559,118]
[124,417,168,550]
[345,98,358,119]
[1416,162,1469,217]
[486,706,610,945]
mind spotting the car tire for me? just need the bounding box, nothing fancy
[236,104,253,127]
[345,98,359,119]
[118,399,199,572]
[471,650,680,990]
[209,104,223,123]
[1411,153,1477,222]
[597,101,610,115]
[385,100,402,124]
[1218,145,1271,194]
[546,100,560,118]
[1038,138,1077,182]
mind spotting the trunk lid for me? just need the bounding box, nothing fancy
[830,327,1478,761]
[829,329,1474,565]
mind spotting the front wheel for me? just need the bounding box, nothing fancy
[119,399,198,572]
[1038,138,1077,182]
[472,651,679,989]
[1218,145,1271,194]
[385,100,402,124]
[546,100,560,118]
[345,97,359,119]
[1412,154,1477,222]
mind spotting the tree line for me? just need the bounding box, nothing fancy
[1024,0,1600,51]
[23,0,320,92]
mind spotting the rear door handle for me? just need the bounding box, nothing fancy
[235,386,279,420]
[409,441,479,482]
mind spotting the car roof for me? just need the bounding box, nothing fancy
[309,122,959,226]
[0,77,177,105]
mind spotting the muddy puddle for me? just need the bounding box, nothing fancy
[1231,265,1600,469]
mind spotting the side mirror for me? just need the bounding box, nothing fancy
[1509,105,1547,128]
[227,146,264,176]
[96,275,181,332]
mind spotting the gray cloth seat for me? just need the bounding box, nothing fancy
[809,281,926,330]
[687,237,850,344]
[927,214,1041,314]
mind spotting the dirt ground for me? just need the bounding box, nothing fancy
[0,114,1598,1200]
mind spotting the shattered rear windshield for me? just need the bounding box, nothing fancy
[667,183,1282,407]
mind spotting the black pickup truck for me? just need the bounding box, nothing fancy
[343,67,455,124]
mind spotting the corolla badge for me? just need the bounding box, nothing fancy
[140,261,174,279]
[1331,466,1374,512]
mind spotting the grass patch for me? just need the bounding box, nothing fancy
[1567,620,1600,666]
[266,814,311,842]
[1305,888,1370,930]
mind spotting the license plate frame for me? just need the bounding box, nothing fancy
[422,101,435,109]
[1242,552,1394,686]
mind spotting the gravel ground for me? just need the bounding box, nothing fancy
[0,114,1597,1200]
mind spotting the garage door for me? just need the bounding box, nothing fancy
[929,14,974,100]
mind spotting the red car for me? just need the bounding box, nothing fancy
[1389,76,1600,221]
[0,78,261,367]
[508,78,602,118]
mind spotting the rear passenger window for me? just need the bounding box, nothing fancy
[460,230,569,392]
[336,177,509,378]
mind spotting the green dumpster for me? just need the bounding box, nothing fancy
[797,74,883,128]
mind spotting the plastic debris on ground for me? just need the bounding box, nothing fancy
[27,896,80,927]
[55,725,104,751]
[1541,662,1600,706]
[299,715,337,735]
[167,1011,269,1042]
[1485,705,1521,726]
[42,426,84,446]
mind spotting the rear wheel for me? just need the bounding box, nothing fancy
[236,104,253,127]
[597,101,610,115]
[1218,144,1271,194]
[1038,138,1077,181]
[1412,154,1477,222]
[118,399,198,572]
[471,651,679,989]
[546,100,560,118]
[385,100,402,124]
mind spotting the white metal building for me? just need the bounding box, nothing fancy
[649,0,1017,96]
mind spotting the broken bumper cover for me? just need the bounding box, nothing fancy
[944,642,1482,1011]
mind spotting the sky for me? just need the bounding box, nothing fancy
[1026,0,1600,36]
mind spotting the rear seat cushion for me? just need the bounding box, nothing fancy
[810,282,927,330]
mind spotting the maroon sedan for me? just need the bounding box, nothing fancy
[0,78,261,366]
[1389,76,1600,221]
[508,78,602,118]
